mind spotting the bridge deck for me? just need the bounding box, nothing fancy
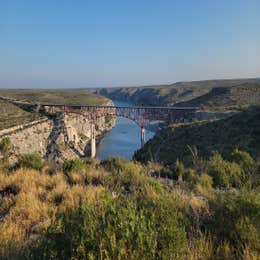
[40,104,198,110]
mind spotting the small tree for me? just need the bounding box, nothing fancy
[231,149,256,184]
[0,137,13,160]
[197,173,213,189]
[63,158,86,173]
[207,191,260,257]
[206,151,245,188]
[17,154,45,171]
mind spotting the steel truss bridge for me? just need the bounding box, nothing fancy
[39,104,197,158]
[42,104,197,126]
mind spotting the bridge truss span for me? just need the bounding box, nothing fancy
[42,104,197,158]
[43,104,197,127]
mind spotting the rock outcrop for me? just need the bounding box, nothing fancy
[0,111,115,163]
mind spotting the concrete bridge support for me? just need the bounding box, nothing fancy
[90,123,96,158]
[141,127,145,147]
[42,104,196,157]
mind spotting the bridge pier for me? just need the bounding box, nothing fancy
[40,104,196,156]
[90,123,96,158]
[141,127,145,147]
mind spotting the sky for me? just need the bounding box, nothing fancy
[0,0,260,88]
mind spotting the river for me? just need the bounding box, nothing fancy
[96,100,155,160]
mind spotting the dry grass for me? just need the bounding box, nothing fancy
[0,99,41,130]
[0,89,108,106]
[0,167,105,258]
[0,89,109,131]
[0,161,168,258]
[66,167,107,186]
[0,160,258,259]
[184,235,214,260]
[243,247,260,260]
[184,235,260,260]
[0,169,50,257]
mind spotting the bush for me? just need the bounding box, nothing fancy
[101,157,145,191]
[231,149,256,186]
[231,149,255,173]
[206,152,244,188]
[183,169,198,189]
[197,173,213,189]
[0,137,13,160]
[31,196,187,259]
[100,156,127,173]
[63,159,87,173]
[16,154,45,171]
[207,190,260,256]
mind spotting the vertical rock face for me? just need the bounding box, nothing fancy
[1,120,53,160]
[45,113,115,163]
[0,112,115,163]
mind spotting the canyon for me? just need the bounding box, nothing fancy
[0,101,115,163]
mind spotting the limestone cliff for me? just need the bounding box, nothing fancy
[0,110,115,163]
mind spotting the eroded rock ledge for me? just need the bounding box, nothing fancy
[0,101,115,163]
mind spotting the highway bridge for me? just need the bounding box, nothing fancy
[39,104,197,157]
[1,96,197,157]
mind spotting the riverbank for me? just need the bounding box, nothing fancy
[0,92,115,163]
[134,105,260,166]
[96,78,260,111]
[96,100,154,160]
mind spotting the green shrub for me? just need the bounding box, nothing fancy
[231,149,254,173]
[0,160,11,172]
[101,157,148,193]
[105,115,113,124]
[31,196,187,259]
[206,152,244,188]
[16,154,45,171]
[63,158,87,173]
[230,149,256,186]
[100,156,127,173]
[207,190,260,256]
[197,173,213,189]
[0,137,13,160]
[183,168,197,189]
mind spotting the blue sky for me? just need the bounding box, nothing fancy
[0,0,259,88]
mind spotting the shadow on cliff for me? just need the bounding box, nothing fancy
[46,113,86,161]
[45,113,65,161]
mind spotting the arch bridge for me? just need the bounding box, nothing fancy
[40,104,197,158]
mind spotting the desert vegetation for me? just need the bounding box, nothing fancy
[0,88,259,259]
[0,89,108,106]
[0,137,259,259]
[0,99,42,130]
[99,78,260,111]
[135,106,260,166]
[0,90,109,131]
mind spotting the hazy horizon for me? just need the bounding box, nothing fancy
[0,76,260,90]
[1,0,260,89]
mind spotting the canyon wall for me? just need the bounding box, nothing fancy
[0,113,115,163]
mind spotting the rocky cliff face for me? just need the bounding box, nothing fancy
[97,78,260,110]
[45,112,115,163]
[0,112,115,163]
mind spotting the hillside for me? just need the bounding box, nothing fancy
[176,82,260,111]
[134,106,260,166]
[0,89,108,106]
[98,78,260,110]
[0,99,42,130]
[0,90,110,131]
[0,156,259,259]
